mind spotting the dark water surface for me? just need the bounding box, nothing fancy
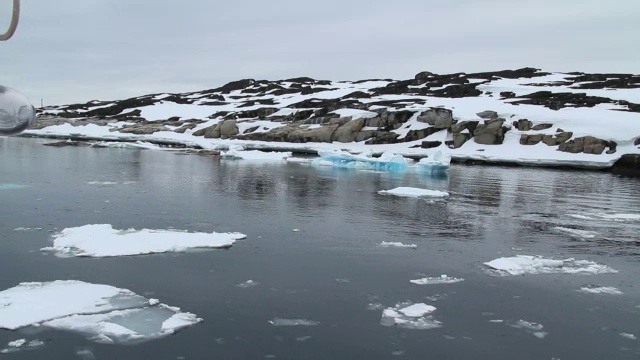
[1,137,639,359]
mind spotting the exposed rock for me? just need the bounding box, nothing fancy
[217,120,239,138]
[541,132,573,146]
[403,127,444,142]
[332,119,365,143]
[174,123,198,133]
[417,108,453,129]
[421,140,442,149]
[500,91,516,98]
[452,132,471,148]
[364,131,400,145]
[451,121,479,134]
[355,130,375,142]
[520,134,543,145]
[243,125,260,134]
[558,136,609,154]
[531,123,553,131]
[612,154,640,176]
[476,110,498,120]
[473,119,507,145]
[118,123,170,135]
[513,119,532,131]
[288,125,337,143]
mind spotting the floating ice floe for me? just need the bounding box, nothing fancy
[316,150,409,173]
[484,255,618,276]
[221,145,290,161]
[620,333,637,340]
[42,224,246,257]
[410,275,465,285]
[236,280,259,288]
[0,183,28,190]
[13,227,43,231]
[552,227,598,239]
[87,180,136,185]
[0,339,45,354]
[268,318,319,326]
[0,280,201,344]
[379,241,417,249]
[414,150,451,175]
[568,213,640,222]
[508,320,548,339]
[578,286,623,295]
[378,187,449,198]
[380,302,441,330]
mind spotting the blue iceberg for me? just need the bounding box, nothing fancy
[415,151,451,175]
[316,151,409,173]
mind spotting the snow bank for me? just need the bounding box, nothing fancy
[0,280,201,344]
[484,255,618,276]
[42,224,246,257]
[378,187,449,198]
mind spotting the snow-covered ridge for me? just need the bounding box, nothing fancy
[26,68,640,171]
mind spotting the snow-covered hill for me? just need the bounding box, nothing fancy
[27,68,640,170]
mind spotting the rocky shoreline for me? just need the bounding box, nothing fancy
[22,67,640,175]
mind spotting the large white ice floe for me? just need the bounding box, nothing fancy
[414,150,451,175]
[221,145,291,161]
[42,224,246,257]
[0,280,202,344]
[484,255,618,276]
[410,275,465,285]
[380,302,441,330]
[578,286,623,295]
[316,150,409,173]
[552,227,598,239]
[378,187,449,198]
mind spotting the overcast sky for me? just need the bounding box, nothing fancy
[1,0,639,105]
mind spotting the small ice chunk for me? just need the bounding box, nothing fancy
[13,227,43,231]
[367,303,385,311]
[221,148,290,161]
[379,241,417,249]
[317,150,409,173]
[553,227,598,239]
[269,318,319,326]
[509,320,547,338]
[380,302,441,330]
[42,224,246,257]
[568,213,640,222]
[378,187,449,198]
[292,228,301,232]
[296,336,312,342]
[0,339,45,354]
[620,333,637,340]
[87,181,119,185]
[578,286,623,295]
[484,255,618,276]
[236,280,259,288]
[415,151,451,175]
[0,183,28,190]
[75,348,96,360]
[410,275,464,285]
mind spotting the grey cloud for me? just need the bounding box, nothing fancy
[1,0,638,105]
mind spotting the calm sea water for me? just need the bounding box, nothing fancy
[1,137,639,360]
